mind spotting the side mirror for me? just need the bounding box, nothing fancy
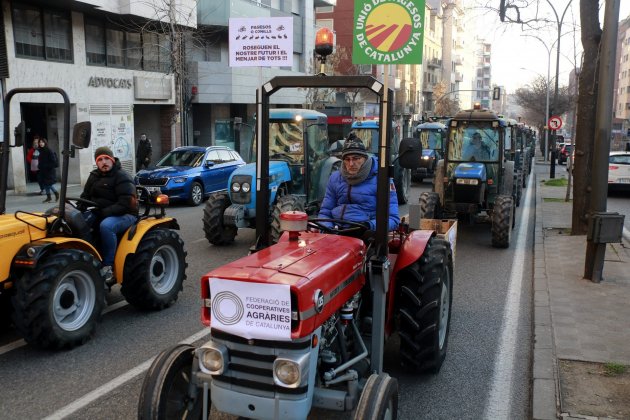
[317,116,327,127]
[234,117,242,133]
[72,121,91,148]
[13,121,25,147]
[398,138,422,169]
[205,160,215,167]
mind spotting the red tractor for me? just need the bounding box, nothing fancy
[138,76,454,419]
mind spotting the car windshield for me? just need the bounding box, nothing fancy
[448,124,500,162]
[610,154,630,165]
[156,150,205,167]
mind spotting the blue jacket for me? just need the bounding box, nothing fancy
[318,157,399,231]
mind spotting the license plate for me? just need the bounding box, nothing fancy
[146,186,162,193]
[617,178,630,184]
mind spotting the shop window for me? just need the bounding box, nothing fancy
[126,32,143,69]
[12,4,72,62]
[106,28,124,67]
[85,20,106,65]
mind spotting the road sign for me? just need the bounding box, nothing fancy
[548,116,563,131]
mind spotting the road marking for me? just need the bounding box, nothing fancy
[191,237,208,244]
[0,301,130,356]
[484,172,533,419]
[42,328,212,420]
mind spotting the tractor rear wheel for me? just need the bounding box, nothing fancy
[122,229,187,310]
[395,168,411,204]
[270,195,305,244]
[203,192,237,246]
[515,172,522,207]
[397,236,453,373]
[353,372,398,420]
[418,192,441,220]
[138,344,204,420]
[11,249,105,349]
[491,195,514,248]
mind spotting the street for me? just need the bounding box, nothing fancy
[0,178,537,419]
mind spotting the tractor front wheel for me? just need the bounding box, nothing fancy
[11,249,105,349]
[270,195,305,244]
[202,192,237,246]
[491,195,514,248]
[395,168,411,204]
[397,236,453,373]
[353,372,398,420]
[418,191,441,220]
[122,229,187,310]
[138,344,205,420]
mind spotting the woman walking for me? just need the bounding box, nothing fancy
[37,138,59,203]
[26,136,44,194]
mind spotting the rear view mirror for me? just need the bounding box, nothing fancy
[72,121,91,148]
[317,116,327,127]
[398,138,422,169]
[234,117,242,132]
[13,121,25,147]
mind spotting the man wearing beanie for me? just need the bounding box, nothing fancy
[318,132,399,233]
[79,146,138,283]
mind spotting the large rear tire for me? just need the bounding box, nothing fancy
[11,249,105,349]
[270,195,305,244]
[491,195,513,248]
[138,344,204,420]
[395,168,411,204]
[202,192,237,246]
[397,236,453,373]
[122,229,187,310]
[353,373,398,420]
[418,191,441,220]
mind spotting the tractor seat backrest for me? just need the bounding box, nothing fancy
[63,206,93,242]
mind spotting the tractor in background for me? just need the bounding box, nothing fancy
[202,108,341,246]
[418,105,516,248]
[412,121,447,183]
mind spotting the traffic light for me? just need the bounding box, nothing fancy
[492,87,501,100]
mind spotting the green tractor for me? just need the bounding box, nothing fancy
[418,106,516,248]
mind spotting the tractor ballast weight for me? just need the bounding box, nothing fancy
[139,75,454,420]
[0,88,187,349]
[419,106,516,248]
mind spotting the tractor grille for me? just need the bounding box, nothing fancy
[230,175,252,205]
[137,177,168,187]
[453,184,481,204]
[210,329,309,397]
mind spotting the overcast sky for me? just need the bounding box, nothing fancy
[468,1,630,93]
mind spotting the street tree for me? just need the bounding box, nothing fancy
[434,81,459,116]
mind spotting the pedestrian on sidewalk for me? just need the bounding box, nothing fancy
[136,133,152,170]
[26,135,44,194]
[37,138,59,203]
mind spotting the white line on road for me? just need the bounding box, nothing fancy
[484,173,534,419]
[42,328,212,420]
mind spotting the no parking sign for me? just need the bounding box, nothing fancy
[548,116,563,131]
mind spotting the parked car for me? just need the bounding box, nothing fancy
[558,144,573,165]
[135,146,245,206]
[608,151,630,192]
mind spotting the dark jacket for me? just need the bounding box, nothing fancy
[81,159,138,218]
[37,146,57,186]
[318,157,399,231]
[136,139,152,163]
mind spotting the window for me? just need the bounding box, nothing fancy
[12,4,72,62]
[106,28,124,67]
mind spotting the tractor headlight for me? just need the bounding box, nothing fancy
[422,155,430,160]
[273,359,300,387]
[456,178,479,186]
[231,182,241,192]
[241,182,251,193]
[197,342,228,375]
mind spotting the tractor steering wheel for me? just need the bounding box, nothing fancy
[65,197,98,210]
[308,218,369,235]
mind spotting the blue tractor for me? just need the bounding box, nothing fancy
[412,121,447,183]
[418,106,516,248]
[202,109,340,245]
[350,120,411,203]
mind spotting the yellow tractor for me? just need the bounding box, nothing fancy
[0,87,187,349]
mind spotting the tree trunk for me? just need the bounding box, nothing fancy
[572,0,602,235]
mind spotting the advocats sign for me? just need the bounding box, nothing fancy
[352,0,425,65]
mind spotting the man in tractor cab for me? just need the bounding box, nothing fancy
[318,133,399,236]
[463,132,492,161]
[79,147,138,282]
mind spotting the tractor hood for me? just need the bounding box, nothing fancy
[201,232,366,339]
[229,160,289,179]
[454,162,487,181]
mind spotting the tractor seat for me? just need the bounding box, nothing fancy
[62,205,94,243]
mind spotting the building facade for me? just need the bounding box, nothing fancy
[1,0,196,192]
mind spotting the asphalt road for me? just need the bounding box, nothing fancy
[0,178,536,419]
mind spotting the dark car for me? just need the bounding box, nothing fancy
[558,144,573,165]
[135,146,245,206]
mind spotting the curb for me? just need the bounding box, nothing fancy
[532,169,560,420]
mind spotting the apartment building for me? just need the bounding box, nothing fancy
[1,0,196,192]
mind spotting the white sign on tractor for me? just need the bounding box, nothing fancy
[229,17,293,68]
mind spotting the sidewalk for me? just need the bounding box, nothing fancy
[3,182,83,213]
[532,160,630,420]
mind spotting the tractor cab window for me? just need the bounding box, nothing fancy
[269,121,304,165]
[353,127,377,154]
[420,130,443,150]
[448,125,499,162]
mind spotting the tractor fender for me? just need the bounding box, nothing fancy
[114,217,179,282]
[12,238,102,271]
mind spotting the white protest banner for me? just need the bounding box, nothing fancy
[209,278,292,340]
[229,17,293,67]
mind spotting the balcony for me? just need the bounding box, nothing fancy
[453,55,463,66]
[198,0,292,26]
[314,0,336,6]
[427,57,442,68]
[454,72,463,82]
[423,82,433,93]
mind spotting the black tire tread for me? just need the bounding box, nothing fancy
[202,192,237,246]
[491,195,513,248]
[270,195,304,244]
[418,192,440,220]
[353,373,398,420]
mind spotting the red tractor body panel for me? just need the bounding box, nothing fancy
[201,232,366,339]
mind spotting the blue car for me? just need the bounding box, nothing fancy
[135,146,245,206]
